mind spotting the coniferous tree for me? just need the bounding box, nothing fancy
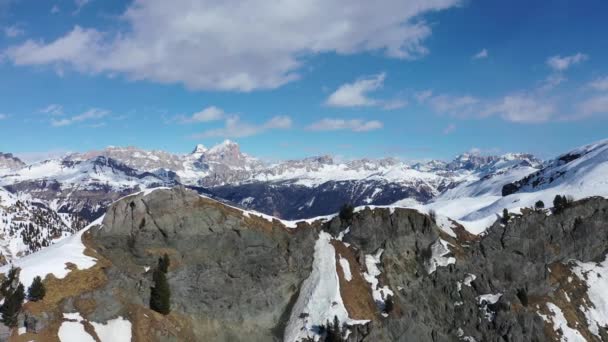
[0,267,18,297]
[150,256,171,315]
[158,253,170,274]
[535,200,545,210]
[339,204,354,223]
[27,276,46,301]
[502,208,510,224]
[1,283,25,327]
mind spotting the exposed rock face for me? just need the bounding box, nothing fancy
[90,187,318,341]
[8,188,608,342]
[334,197,608,341]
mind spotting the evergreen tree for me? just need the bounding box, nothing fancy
[535,200,545,210]
[553,195,567,213]
[27,276,46,301]
[158,253,170,274]
[339,204,354,223]
[150,255,171,315]
[502,208,510,224]
[0,267,18,297]
[1,283,24,327]
[324,316,344,342]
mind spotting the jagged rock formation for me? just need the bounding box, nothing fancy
[4,188,608,341]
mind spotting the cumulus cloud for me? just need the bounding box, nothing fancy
[192,115,292,138]
[482,94,555,123]
[417,91,479,117]
[546,53,588,71]
[51,108,109,127]
[178,106,226,123]
[4,0,459,91]
[4,25,24,38]
[577,94,608,118]
[472,48,488,60]
[306,118,383,132]
[326,73,386,107]
[589,76,608,91]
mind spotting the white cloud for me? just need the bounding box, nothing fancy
[73,0,90,14]
[3,25,24,38]
[179,106,226,123]
[192,115,292,138]
[382,99,408,110]
[546,53,588,71]
[482,94,555,123]
[306,118,383,132]
[4,0,460,91]
[540,73,566,91]
[51,108,109,127]
[419,93,479,116]
[578,94,608,117]
[51,5,60,14]
[589,76,608,91]
[443,123,456,134]
[326,73,386,107]
[40,104,64,116]
[472,48,488,60]
[0,113,7,120]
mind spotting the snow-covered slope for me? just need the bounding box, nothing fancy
[410,139,608,234]
[0,188,77,261]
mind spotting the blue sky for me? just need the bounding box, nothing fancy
[1,0,607,162]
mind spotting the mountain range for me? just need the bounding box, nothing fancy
[1,139,607,261]
[0,139,607,341]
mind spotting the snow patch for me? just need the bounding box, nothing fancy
[363,249,394,309]
[426,239,456,274]
[572,256,608,338]
[283,232,368,342]
[538,303,586,342]
[338,256,352,282]
[90,316,133,342]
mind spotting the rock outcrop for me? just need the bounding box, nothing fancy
[6,188,608,342]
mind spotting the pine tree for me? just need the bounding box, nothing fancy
[535,200,545,210]
[27,276,46,301]
[158,253,170,274]
[150,268,171,315]
[339,204,354,223]
[502,208,510,224]
[150,255,171,315]
[324,316,344,342]
[1,283,25,327]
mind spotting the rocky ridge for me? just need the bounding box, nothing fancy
[2,187,607,341]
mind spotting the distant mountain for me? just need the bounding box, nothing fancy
[0,152,25,171]
[3,138,608,262]
[419,139,608,234]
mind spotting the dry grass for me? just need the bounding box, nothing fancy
[331,241,378,321]
[9,228,111,341]
[128,304,196,342]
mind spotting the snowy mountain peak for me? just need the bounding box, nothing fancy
[207,139,239,154]
[0,152,25,171]
[191,144,208,155]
